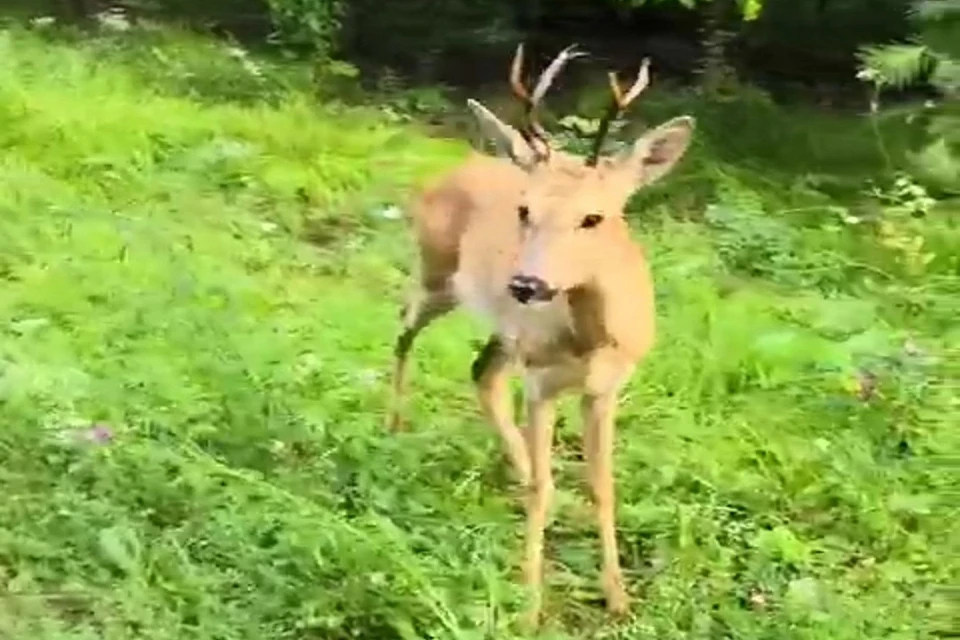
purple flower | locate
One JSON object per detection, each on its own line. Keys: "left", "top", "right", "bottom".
{"left": 856, "top": 370, "right": 878, "bottom": 402}
{"left": 76, "top": 423, "right": 114, "bottom": 445}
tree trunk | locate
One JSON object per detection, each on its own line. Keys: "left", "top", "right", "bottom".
{"left": 698, "top": 0, "right": 739, "bottom": 95}
{"left": 61, "top": 0, "right": 98, "bottom": 22}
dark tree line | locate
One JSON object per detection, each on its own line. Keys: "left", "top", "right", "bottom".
{"left": 45, "top": 0, "right": 916, "bottom": 89}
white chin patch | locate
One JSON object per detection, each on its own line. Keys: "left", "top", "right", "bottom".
{"left": 520, "top": 298, "right": 553, "bottom": 308}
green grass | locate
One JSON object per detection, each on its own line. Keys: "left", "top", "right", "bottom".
{"left": 0, "top": 24, "right": 957, "bottom": 640}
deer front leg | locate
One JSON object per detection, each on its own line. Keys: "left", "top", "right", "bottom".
{"left": 521, "top": 374, "right": 558, "bottom": 630}
{"left": 471, "top": 335, "right": 530, "bottom": 487}
{"left": 582, "top": 389, "right": 629, "bottom": 615}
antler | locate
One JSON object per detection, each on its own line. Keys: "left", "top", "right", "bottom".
{"left": 585, "top": 58, "right": 651, "bottom": 167}
{"left": 509, "top": 42, "right": 587, "bottom": 161}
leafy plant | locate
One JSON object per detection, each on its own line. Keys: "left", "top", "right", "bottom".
{"left": 864, "top": 174, "right": 939, "bottom": 277}
{"left": 857, "top": 0, "right": 960, "bottom": 193}
{"left": 266, "top": 0, "right": 345, "bottom": 58}
{"left": 613, "top": 0, "right": 764, "bottom": 21}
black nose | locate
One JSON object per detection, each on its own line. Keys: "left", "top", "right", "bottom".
{"left": 508, "top": 275, "right": 553, "bottom": 304}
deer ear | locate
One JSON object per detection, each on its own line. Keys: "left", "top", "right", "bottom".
{"left": 611, "top": 116, "right": 695, "bottom": 188}
{"left": 467, "top": 99, "right": 539, "bottom": 170}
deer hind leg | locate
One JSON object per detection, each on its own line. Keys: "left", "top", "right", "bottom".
{"left": 471, "top": 335, "right": 530, "bottom": 487}
{"left": 386, "top": 283, "right": 456, "bottom": 431}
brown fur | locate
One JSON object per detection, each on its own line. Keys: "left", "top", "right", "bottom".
{"left": 386, "top": 47, "right": 695, "bottom": 628}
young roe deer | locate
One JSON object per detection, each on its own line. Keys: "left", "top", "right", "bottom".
{"left": 387, "top": 43, "right": 695, "bottom": 625}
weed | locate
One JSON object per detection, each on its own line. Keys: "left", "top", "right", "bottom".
{"left": 0, "top": 24, "right": 956, "bottom": 640}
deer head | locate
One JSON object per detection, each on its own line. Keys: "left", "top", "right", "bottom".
{"left": 466, "top": 44, "right": 695, "bottom": 304}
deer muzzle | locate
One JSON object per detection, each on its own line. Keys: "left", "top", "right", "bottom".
{"left": 508, "top": 274, "right": 557, "bottom": 304}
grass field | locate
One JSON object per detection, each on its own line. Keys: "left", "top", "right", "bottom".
{"left": 0, "top": 23, "right": 957, "bottom": 640}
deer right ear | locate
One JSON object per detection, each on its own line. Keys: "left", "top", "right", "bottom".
{"left": 467, "top": 99, "right": 539, "bottom": 171}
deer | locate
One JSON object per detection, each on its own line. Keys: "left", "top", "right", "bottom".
{"left": 386, "top": 42, "right": 695, "bottom": 627}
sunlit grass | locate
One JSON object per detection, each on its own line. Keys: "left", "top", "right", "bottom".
{"left": 0, "top": 24, "right": 955, "bottom": 639}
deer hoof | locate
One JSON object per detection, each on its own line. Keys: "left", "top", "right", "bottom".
{"left": 603, "top": 572, "right": 630, "bottom": 616}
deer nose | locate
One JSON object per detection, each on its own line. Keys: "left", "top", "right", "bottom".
{"left": 508, "top": 275, "right": 554, "bottom": 304}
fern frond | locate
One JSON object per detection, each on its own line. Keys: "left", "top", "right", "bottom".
{"left": 931, "top": 57, "right": 960, "bottom": 93}
{"left": 927, "top": 113, "right": 960, "bottom": 141}
{"left": 857, "top": 43, "right": 933, "bottom": 89}
{"left": 908, "top": 137, "right": 960, "bottom": 189}
{"left": 911, "top": 0, "right": 960, "bottom": 22}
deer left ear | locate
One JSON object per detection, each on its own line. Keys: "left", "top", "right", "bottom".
{"left": 611, "top": 116, "right": 695, "bottom": 188}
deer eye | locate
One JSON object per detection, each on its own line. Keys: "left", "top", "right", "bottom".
{"left": 518, "top": 205, "right": 530, "bottom": 225}
{"left": 579, "top": 214, "right": 604, "bottom": 229}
